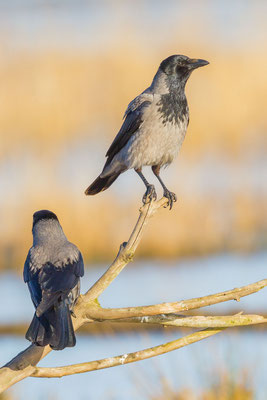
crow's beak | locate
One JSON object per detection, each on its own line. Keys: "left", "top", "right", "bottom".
{"left": 188, "top": 58, "right": 209, "bottom": 69}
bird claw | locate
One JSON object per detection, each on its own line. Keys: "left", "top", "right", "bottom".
{"left": 142, "top": 185, "right": 157, "bottom": 204}
{"left": 70, "top": 310, "right": 77, "bottom": 318}
{"left": 163, "top": 190, "right": 177, "bottom": 210}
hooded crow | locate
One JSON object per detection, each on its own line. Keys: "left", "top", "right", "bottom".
{"left": 24, "top": 210, "right": 84, "bottom": 350}
{"left": 85, "top": 55, "right": 209, "bottom": 209}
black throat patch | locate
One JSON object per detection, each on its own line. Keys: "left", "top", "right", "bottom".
{"left": 156, "top": 76, "right": 188, "bottom": 126}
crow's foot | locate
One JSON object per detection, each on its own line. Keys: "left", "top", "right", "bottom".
{"left": 163, "top": 190, "right": 177, "bottom": 210}
{"left": 142, "top": 184, "right": 157, "bottom": 204}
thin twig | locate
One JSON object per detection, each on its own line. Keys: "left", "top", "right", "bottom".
{"left": 31, "top": 328, "right": 225, "bottom": 378}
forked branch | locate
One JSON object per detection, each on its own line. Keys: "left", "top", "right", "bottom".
{"left": 0, "top": 198, "right": 168, "bottom": 392}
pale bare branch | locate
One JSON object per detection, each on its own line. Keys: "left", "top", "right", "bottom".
{"left": 104, "top": 313, "right": 267, "bottom": 328}
{"left": 82, "top": 279, "right": 267, "bottom": 320}
{"left": 31, "top": 328, "right": 224, "bottom": 378}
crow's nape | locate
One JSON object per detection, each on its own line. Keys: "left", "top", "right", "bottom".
{"left": 85, "top": 172, "right": 121, "bottom": 195}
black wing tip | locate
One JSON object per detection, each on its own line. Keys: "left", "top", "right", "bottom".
{"left": 84, "top": 176, "right": 103, "bottom": 195}
{"left": 84, "top": 186, "right": 97, "bottom": 195}
{"left": 85, "top": 173, "right": 121, "bottom": 196}
{"left": 84, "top": 186, "right": 103, "bottom": 195}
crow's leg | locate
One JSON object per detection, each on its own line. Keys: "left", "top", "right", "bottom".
{"left": 135, "top": 168, "right": 157, "bottom": 204}
{"left": 152, "top": 165, "right": 177, "bottom": 210}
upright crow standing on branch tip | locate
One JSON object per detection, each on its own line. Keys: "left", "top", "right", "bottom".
{"left": 85, "top": 55, "right": 209, "bottom": 209}
{"left": 24, "top": 210, "right": 84, "bottom": 350}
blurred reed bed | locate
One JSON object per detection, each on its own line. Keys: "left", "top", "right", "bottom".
{"left": 149, "top": 371, "right": 254, "bottom": 400}
{"left": 1, "top": 189, "right": 266, "bottom": 271}
{"left": 133, "top": 349, "right": 254, "bottom": 400}
{"left": 0, "top": 45, "right": 266, "bottom": 158}
{"left": 0, "top": 38, "right": 267, "bottom": 271}
{"left": 0, "top": 393, "right": 14, "bottom": 400}
{"left": 0, "top": 366, "right": 255, "bottom": 400}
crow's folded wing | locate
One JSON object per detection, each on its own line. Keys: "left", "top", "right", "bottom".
{"left": 24, "top": 251, "right": 84, "bottom": 316}
{"left": 39, "top": 252, "right": 84, "bottom": 293}
{"left": 24, "top": 251, "right": 42, "bottom": 308}
{"left": 105, "top": 92, "right": 153, "bottom": 164}
{"left": 36, "top": 253, "right": 84, "bottom": 317}
{"left": 23, "top": 251, "right": 32, "bottom": 283}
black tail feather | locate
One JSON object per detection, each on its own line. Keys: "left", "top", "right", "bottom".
{"left": 85, "top": 172, "right": 121, "bottom": 195}
{"left": 26, "top": 313, "right": 51, "bottom": 347}
{"left": 26, "top": 300, "right": 75, "bottom": 351}
{"left": 50, "top": 301, "right": 76, "bottom": 350}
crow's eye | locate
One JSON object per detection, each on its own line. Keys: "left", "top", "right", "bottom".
{"left": 176, "top": 65, "right": 187, "bottom": 75}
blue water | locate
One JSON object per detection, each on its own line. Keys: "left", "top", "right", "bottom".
{"left": 1, "top": 253, "right": 267, "bottom": 399}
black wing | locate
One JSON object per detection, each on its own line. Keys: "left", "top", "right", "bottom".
{"left": 105, "top": 99, "right": 151, "bottom": 165}
{"left": 24, "top": 252, "right": 42, "bottom": 309}
{"left": 23, "top": 251, "right": 32, "bottom": 283}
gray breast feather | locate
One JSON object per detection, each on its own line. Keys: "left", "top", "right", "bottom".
{"left": 101, "top": 86, "right": 189, "bottom": 174}
{"left": 115, "top": 102, "right": 189, "bottom": 170}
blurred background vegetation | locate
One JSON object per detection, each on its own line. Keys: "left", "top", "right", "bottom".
{"left": 0, "top": 0, "right": 266, "bottom": 271}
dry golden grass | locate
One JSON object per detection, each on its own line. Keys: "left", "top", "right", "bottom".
{"left": 1, "top": 190, "right": 266, "bottom": 271}
{"left": 0, "top": 45, "right": 266, "bottom": 158}
{"left": 150, "top": 370, "right": 253, "bottom": 400}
